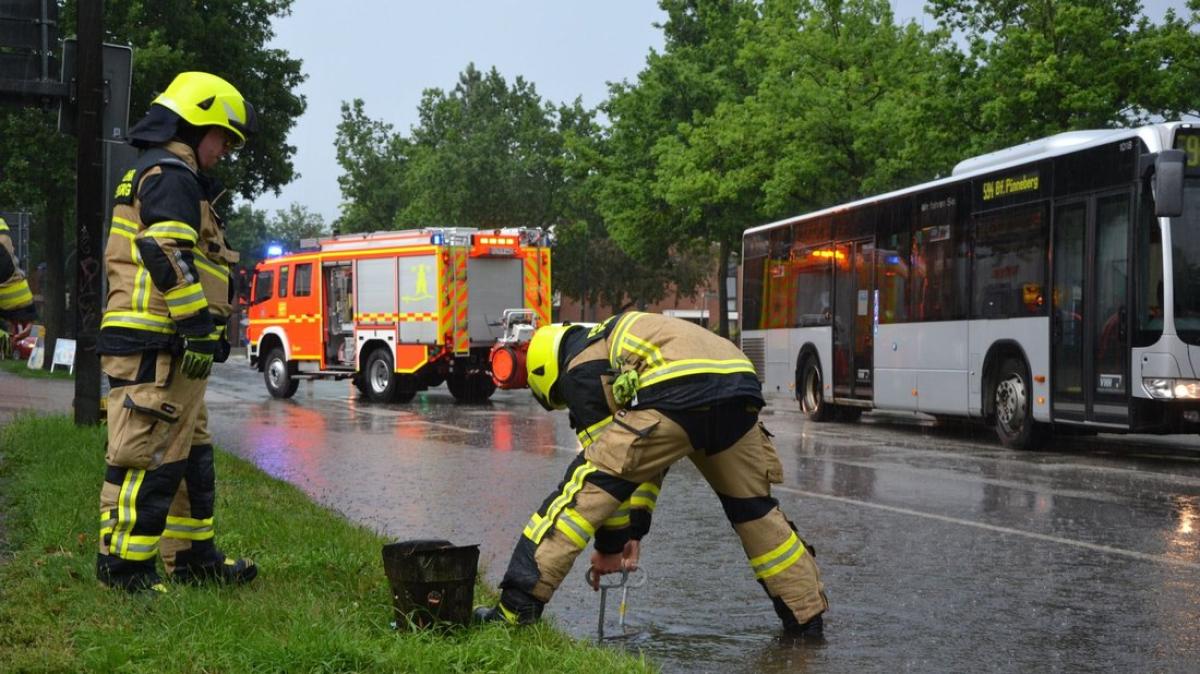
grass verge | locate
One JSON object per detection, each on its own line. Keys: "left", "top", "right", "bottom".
{"left": 0, "top": 415, "right": 653, "bottom": 673}
{"left": 0, "top": 358, "right": 73, "bottom": 380}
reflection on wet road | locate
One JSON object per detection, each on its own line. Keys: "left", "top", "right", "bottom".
{"left": 207, "top": 366, "right": 1200, "bottom": 672}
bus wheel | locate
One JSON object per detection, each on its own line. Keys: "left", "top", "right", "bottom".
{"left": 835, "top": 406, "right": 863, "bottom": 422}
{"left": 993, "top": 357, "right": 1044, "bottom": 450}
{"left": 264, "top": 347, "right": 299, "bottom": 399}
{"left": 798, "top": 357, "right": 833, "bottom": 422}
{"left": 365, "top": 348, "right": 400, "bottom": 403}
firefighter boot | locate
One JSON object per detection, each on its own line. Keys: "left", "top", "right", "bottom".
{"left": 474, "top": 588, "right": 544, "bottom": 626}
{"left": 96, "top": 554, "right": 168, "bottom": 594}
{"left": 782, "top": 612, "right": 825, "bottom": 640}
{"left": 168, "top": 541, "right": 257, "bottom": 585}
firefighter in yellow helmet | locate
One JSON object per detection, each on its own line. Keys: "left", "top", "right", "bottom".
{"left": 96, "top": 72, "right": 256, "bottom": 592}
{"left": 0, "top": 215, "right": 36, "bottom": 357}
{"left": 476, "top": 313, "right": 828, "bottom": 636}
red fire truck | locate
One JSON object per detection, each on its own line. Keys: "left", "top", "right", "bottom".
{"left": 246, "top": 227, "right": 551, "bottom": 403}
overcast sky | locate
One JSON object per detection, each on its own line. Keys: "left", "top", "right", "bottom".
{"left": 249, "top": 0, "right": 1190, "bottom": 225}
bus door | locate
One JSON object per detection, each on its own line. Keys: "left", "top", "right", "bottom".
{"left": 832, "top": 239, "right": 875, "bottom": 400}
{"left": 1052, "top": 191, "right": 1132, "bottom": 424}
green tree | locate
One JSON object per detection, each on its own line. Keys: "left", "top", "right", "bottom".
{"left": 400, "top": 64, "right": 565, "bottom": 229}
{"left": 84, "top": 0, "right": 308, "bottom": 198}
{"left": 1, "top": 1, "right": 306, "bottom": 364}
{"left": 657, "top": 0, "right": 962, "bottom": 219}
{"left": 928, "top": 0, "right": 1197, "bottom": 153}
{"left": 334, "top": 99, "right": 411, "bottom": 233}
{"left": 269, "top": 203, "right": 327, "bottom": 249}
{"left": 598, "top": 0, "right": 760, "bottom": 337}
{"left": 223, "top": 203, "right": 271, "bottom": 273}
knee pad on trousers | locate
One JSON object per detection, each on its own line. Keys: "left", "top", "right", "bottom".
{"left": 717, "top": 493, "right": 779, "bottom": 525}
{"left": 185, "top": 443, "right": 216, "bottom": 517}
{"left": 500, "top": 536, "right": 541, "bottom": 595}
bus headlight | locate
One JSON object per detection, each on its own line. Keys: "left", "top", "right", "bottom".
{"left": 1143, "top": 378, "right": 1200, "bottom": 399}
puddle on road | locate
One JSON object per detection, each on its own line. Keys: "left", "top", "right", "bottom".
{"left": 206, "top": 381, "right": 1200, "bottom": 672}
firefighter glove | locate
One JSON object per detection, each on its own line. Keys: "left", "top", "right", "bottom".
{"left": 181, "top": 334, "right": 217, "bottom": 379}
{"left": 612, "top": 369, "right": 639, "bottom": 407}
{"left": 213, "top": 325, "right": 231, "bottom": 364}
{"left": 0, "top": 328, "right": 9, "bottom": 359}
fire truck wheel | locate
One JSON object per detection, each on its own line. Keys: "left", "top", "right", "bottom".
{"left": 364, "top": 348, "right": 402, "bottom": 403}
{"left": 448, "top": 371, "right": 496, "bottom": 403}
{"left": 264, "top": 347, "right": 299, "bottom": 399}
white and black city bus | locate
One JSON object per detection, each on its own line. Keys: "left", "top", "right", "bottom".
{"left": 740, "top": 123, "right": 1200, "bottom": 449}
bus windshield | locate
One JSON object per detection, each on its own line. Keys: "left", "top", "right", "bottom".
{"left": 1172, "top": 180, "right": 1200, "bottom": 344}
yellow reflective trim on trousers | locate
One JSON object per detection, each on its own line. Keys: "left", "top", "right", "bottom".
{"left": 143, "top": 221, "right": 198, "bottom": 243}
{"left": 100, "top": 510, "right": 116, "bottom": 539}
{"left": 165, "top": 282, "right": 208, "bottom": 316}
{"left": 121, "top": 534, "right": 161, "bottom": 561}
{"left": 607, "top": 312, "right": 645, "bottom": 368}
{"left": 638, "top": 358, "right": 757, "bottom": 389}
{"left": 0, "top": 280, "right": 33, "bottom": 309}
{"left": 498, "top": 602, "right": 521, "bottom": 625}
{"left": 631, "top": 482, "right": 660, "bottom": 511}
{"left": 193, "top": 251, "right": 230, "bottom": 280}
{"left": 113, "top": 469, "right": 146, "bottom": 560}
{"left": 163, "top": 515, "right": 215, "bottom": 540}
{"left": 102, "top": 311, "right": 176, "bottom": 334}
{"left": 750, "top": 532, "right": 805, "bottom": 580}
{"left": 111, "top": 216, "right": 139, "bottom": 238}
{"left": 555, "top": 508, "right": 595, "bottom": 549}
{"left": 524, "top": 462, "right": 598, "bottom": 544}
{"left": 577, "top": 415, "right": 613, "bottom": 449}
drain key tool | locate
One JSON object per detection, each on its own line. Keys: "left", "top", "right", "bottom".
{"left": 585, "top": 566, "right": 648, "bottom": 640}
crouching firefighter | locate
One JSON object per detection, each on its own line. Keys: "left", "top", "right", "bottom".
{"left": 96, "top": 72, "right": 257, "bottom": 593}
{"left": 0, "top": 215, "right": 36, "bottom": 356}
{"left": 476, "top": 312, "right": 828, "bottom": 636}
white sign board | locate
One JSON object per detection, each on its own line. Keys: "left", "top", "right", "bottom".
{"left": 51, "top": 338, "right": 76, "bottom": 374}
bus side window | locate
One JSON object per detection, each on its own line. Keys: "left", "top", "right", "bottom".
{"left": 877, "top": 197, "right": 910, "bottom": 323}
{"left": 972, "top": 204, "right": 1048, "bottom": 319}
{"left": 254, "top": 270, "right": 274, "bottom": 304}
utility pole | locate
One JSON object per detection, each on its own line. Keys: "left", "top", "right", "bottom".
{"left": 73, "top": 0, "right": 103, "bottom": 425}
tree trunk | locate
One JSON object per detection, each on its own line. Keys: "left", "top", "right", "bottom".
{"left": 717, "top": 239, "right": 730, "bottom": 339}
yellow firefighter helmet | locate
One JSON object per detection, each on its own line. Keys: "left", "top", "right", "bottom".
{"left": 526, "top": 324, "right": 578, "bottom": 411}
{"left": 152, "top": 72, "right": 257, "bottom": 147}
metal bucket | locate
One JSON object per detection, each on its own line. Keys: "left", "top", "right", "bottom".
{"left": 381, "top": 539, "right": 479, "bottom": 629}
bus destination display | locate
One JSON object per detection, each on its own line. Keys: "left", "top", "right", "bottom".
{"left": 1174, "top": 128, "right": 1200, "bottom": 174}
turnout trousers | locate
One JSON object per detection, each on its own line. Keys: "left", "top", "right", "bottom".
{"left": 97, "top": 350, "right": 221, "bottom": 577}
{"left": 499, "top": 406, "right": 828, "bottom": 627}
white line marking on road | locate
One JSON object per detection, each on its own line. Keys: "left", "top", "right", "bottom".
{"left": 775, "top": 485, "right": 1200, "bottom": 571}
{"left": 393, "top": 420, "right": 480, "bottom": 434}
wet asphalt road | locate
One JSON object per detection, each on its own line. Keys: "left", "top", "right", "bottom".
{"left": 204, "top": 364, "right": 1200, "bottom": 673}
